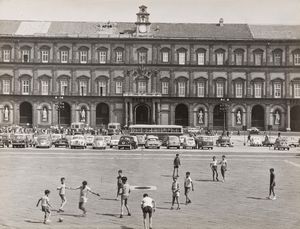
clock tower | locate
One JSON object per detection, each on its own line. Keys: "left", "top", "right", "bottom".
{"left": 135, "top": 5, "right": 151, "bottom": 36}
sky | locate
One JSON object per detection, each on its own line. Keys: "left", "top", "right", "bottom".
{"left": 0, "top": 0, "right": 299, "bottom": 24}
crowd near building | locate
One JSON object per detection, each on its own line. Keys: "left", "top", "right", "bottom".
{"left": 0, "top": 5, "right": 300, "bottom": 131}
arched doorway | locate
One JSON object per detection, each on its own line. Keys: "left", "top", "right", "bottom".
{"left": 251, "top": 105, "right": 264, "bottom": 130}
{"left": 135, "top": 104, "right": 150, "bottom": 124}
{"left": 20, "top": 102, "right": 32, "bottom": 126}
{"left": 213, "top": 104, "right": 225, "bottom": 130}
{"left": 96, "top": 103, "right": 109, "bottom": 126}
{"left": 291, "top": 106, "right": 300, "bottom": 131}
{"left": 59, "top": 102, "right": 71, "bottom": 126}
{"left": 175, "top": 104, "right": 188, "bottom": 126}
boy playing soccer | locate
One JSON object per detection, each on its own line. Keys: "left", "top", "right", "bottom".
{"left": 57, "top": 177, "right": 70, "bottom": 212}
{"left": 71, "top": 181, "right": 100, "bottom": 216}
{"left": 173, "top": 154, "right": 181, "bottom": 177}
{"left": 141, "top": 193, "right": 156, "bottom": 229}
{"left": 36, "top": 190, "right": 53, "bottom": 224}
{"left": 120, "top": 176, "right": 131, "bottom": 218}
{"left": 116, "top": 170, "right": 123, "bottom": 200}
{"left": 210, "top": 156, "right": 219, "bottom": 181}
{"left": 219, "top": 155, "right": 228, "bottom": 182}
{"left": 184, "top": 172, "right": 194, "bottom": 205}
{"left": 171, "top": 176, "right": 180, "bottom": 210}
{"left": 268, "top": 168, "right": 276, "bottom": 200}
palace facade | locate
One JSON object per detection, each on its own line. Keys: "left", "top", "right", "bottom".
{"left": 1, "top": 6, "right": 300, "bottom": 131}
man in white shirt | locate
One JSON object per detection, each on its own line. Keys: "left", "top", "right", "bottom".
{"left": 184, "top": 172, "right": 194, "bottom": 204}
{"left": 120, "top": 177, "right": 131, "bottom": 218}
{"left": 141, "top": 193, "right": 156, "bottom": 229}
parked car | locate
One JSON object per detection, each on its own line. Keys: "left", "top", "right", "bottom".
{"left": 274, "top": 138, "right": 290, "bottom": 150}
{"left": 70, "top": 135, "right": 87, "bottom": 149}
{"left": 11, "top": 134, "right": 29, "bottom": 148}
{"left": 136, "top": 134, "right": 146, "bottom": 147}
{"left": 216, "top": 135, "right": 233, "bottom": 147}
{"left": 51, "top": 134, "right": 62, "bottom": 144}
{"left": 250, "top": 137, "right": 263, "bottom": 146}
{"left": 287, "top": 137, "right": 300, "bottom": 148}
{"left": 104, "top": 136, "right": 112, "bottom": 147}
{"left": 92, "top": 136, "right": 106, "bottom": 149}
{"left": 195, "top": 136, "right": 214, "bottom": 150}
{"left": 145, "top": 135, "right": 161, "bottom": 149}
{"left": 35, "top": 135, "right": 52, "bottom": 148}
{"left": 0, "top": 136, "right": 5, "bottom": 148}
{"left": 167, "top": 136, "right": 181, "bottom": 149}
{"left": 0, "top": 134, "right": 10, "bottom": 147}
{"left": 262, "top": 136, "right": 276, "bottom": 147}
{"left": 54, "top": 138, "right": 69, "bottom": 148}
{"left": 118, "top": 135, "right": 137, "bottom": 150}
{"left": 85, "top": 135, "right": 95, "bottom": 146}
{"left": 182, "top": 136, "right": 196, "bottom": 149}
{"left": 247, "top": 127, "right": 260, "bottom": 134}
{"left": 110, "top": 135, "right": 122, "bottom": 148}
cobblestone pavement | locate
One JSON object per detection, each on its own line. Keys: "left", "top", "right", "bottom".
{"left": 0, "top": 146, "right": 299, "bottom": 229}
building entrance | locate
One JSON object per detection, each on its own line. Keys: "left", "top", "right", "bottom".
{"left": 135, "top": 104, "right": 150, "bottom": 124}
{"left": 19, "top": 102, "right": 32, "bottom": 126}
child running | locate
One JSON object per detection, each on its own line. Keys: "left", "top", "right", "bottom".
{"left": 141, "top": 193, "right": 156, "bottom": 229}
{"left": 219, "top": 155, "right": 228, "bottom": 182}
{"left": 173, "top": 154, "right": 181, "bottom": 177}
{"left": 171, "top": 176, "right": 180, "bottom": 210}
{"left": 268, "top": 168, "right": 276, "bottom": 200}
{"left": 120, "top": 176, "right": 131, "bottom": 218}
{"left": 116, "top": 170, "right": 123, "bottom": 200}
{"left": 71, "top": 181, "right": 100, "bottom": 216}
{"left": 184, "top": 172, "right": 194, "bottom": 205}
{"left": 36, "top": 190, "right": 53, "bottom": 224}
{"left": 57, "top": 177, "right": 70, "bottom": 212}
{"left": 210, "top": 156, "right": 219, "bottom": 181}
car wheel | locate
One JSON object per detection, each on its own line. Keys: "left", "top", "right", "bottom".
{"left": 167, "top": 146, "right": 169, "bottom": 149}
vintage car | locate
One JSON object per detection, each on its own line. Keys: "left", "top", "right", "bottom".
{"left": 70, "top": 135, "right": 87, "bottom": 149}
{"left": 104, "top": 136, "right": 112, "bottom": 147}
{"left": 35, "top": 135, "right": 52, "bottom": 148}
{"left": 145, "top": 135, "right": 161, "bottom": 149}
{"left": 274, "top": 138, "right": 290, "bottom": 150}
{"left": 0, "top": 136, "right": 4, "bottom": 148}
{"left": 136, "top": 135, "right": 146, "bottom": 147}
{"left": 92, "top": 136, "right": 106, "bottom": 149}
{"left": 287, "top": 137, "right": 300, "bottom": 148}
{"left": 0, "top": 134, "right": 10, "bottom": 147}
{"left": 182, "top": 136, "right": 196, "bottom": 149}
{"left": 195, "top": 136, "right": 214, "bottom": 150}
{"left": 11, "top": 134, "right": 29, "bottom": 148}
{"left": 247, "top": 127, "right": 260, "bottom": 135}
{"left": 85, "top": 135, "right": 95, "bottom": 146}
{"left": 118, "top": 135, "right": 137, "bottom": 150}
{"left": 167, "top": 136, "right": 181, "bottom": 149}
{"left": 216, "top": 135, "right": 233, "bottom": 147}
{"left": 51, "top": 134, "right": 62, "bottom": 144}
{"left": 110, "top": 135, "right": 122, "bottom": 148}
{"left": 250, "top": 137, "right": 263, "bottom": 146}
{"left": 262, "top": 136, "right": 276, "bottom": 147}
{"left": 53, "top": 138, "right": 69, "bottom": 148}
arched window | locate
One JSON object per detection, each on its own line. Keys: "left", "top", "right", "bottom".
{"left": 20, "top": 75, "right": 32, "bottom": 95}
{"left": 215, "top": 48, "right": 226, "bottom": 65}
{"left": 114, "top": 47, "right": 124, "bottom": 63}
{"left": 79, "top": 46, "right": 89, "bottom": 64}
{"left": 273, "top": 49, "right": 283, "bottom": 66}
{"left": 160, "top": 47, "right": 170, "bottom": 63}
{"left": 215, "top": 78, "right": 226, "bottom": 97}
{"left": 78, "top": 76, "right": 89, "bottom": 96}
{"left": 292, "top": 49, "right": 300, "bottom": 66}
{"left": 2, "top": 45, "right": 12, "bottom": 62}
{"left": 253, "top": 49, "right": 264, "bottom": 66}
{"left": 177, "top": 48, "right": 187, "bottom": 65}
{"left": 40, "top": 45, "right": 51, "bottom": 63}
{"left": 98, "top": 47, "right": 108, "bottom": 64}
{"left": 196, "top": 48, "right": 206, "bottom": 65}
{"left": 59, "top": 46, "right": 70, "bottom": 63}
{"left": 20, "top": 45, "right": 31, "bottom": 63}
{"left": 176, "top": 77, "right": 188, "bottom": 97}
{"left": 234, "top": 49, "right": 245, "bottom": 65}
{"left": 137, "top": 47, "right": 148, "bottom": 64}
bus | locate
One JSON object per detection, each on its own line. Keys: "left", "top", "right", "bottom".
{"left": 129, "top": 124, "right": 183, "bottom": 138}
{"left": 70, "top": 122, "right": 89, "bottom": 133}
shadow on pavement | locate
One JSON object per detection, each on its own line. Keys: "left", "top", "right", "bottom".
{"left": 101, "top": 198, "right": 118, "bottom": 201}
{"left": 246, "top": 197, "right": 268, "bottom": 200}
{"left": 24, "top": 219, "right": 43, "bottom": 224}
{"left": 59, "top": 213, "right": 84, "bottom": 217}
{"left": 120, "top": 226, "right": 135, "bottom": 229}
{"left": 195, "top": 179, "right": 215, "bottom": 182}
{"left": 156, "top": 206, "right": 170, "bottom": 210}
{"left": 163, "top": 201, "right": 186, "bottom": 205}
{"left": 97, "top": 213, "right": 120, "bottom": 218}
{"left": 161, "top": 175, "right": 173, "bottom": 177}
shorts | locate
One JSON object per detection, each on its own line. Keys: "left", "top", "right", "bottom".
{"left": 184, "top": 187, "right": 191, "bottom": 195}
{"left": 79, "top": 202, "right": 86, "bottom": 209}
{"left": 121, "top": 195, "right": 129, "bottom": 204}
{"left": 174, "top": 166, "right": 179, "bottom": 169}
{"left": 142, "top": 206, "right": 153, "bottom": 218}
{"left": 172, "top": 191, "right": 180, "bottom": 197}
{"left": 42, "top": 206, "right": 50, "bottom": 213}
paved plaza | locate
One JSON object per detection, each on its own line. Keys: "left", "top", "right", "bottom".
{"left": 0, "top": 146, "right": 299, "bottom": 229}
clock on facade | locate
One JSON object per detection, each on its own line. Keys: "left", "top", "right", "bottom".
{"left": 139, "top": 25, "right": 147, "bottom": 33}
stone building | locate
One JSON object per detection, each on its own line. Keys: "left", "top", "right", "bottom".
{"left": 0, "top": 5, "right": 300, "bottom": 131}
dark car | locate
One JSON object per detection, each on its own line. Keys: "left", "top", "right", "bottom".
{"left": 274, "top": 138, "right": 290, "bottom": 150}
{"left": 0, "top": 134, "right": 10, "bottom": 147}
{"left": 11, "top": 134, "right": 28, "bottom": 148}
{"left": 195, "top": 136, "right": 214, "bottom": 150}
{"left": 54, "top": 138, "right": 69, "bottom": 148}
{"left": 216, "top": 135, "right": 233, "bottom": 147}
{"left": 247, "top": 127, "right": 260, "bottom": 135}
{"left": 118, "top": 135, "right": 137, "bottom": 150}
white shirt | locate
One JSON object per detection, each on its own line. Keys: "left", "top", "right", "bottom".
{"left": 79, "top": 186, "right": 91, "bottom": 203}
{"left": 211, "top": 159, "right": 218, "bottom": 166}
{"left": 58, "top": 183, "right": 66, "bottom": 195}
{"left": 41, "top": 195, "right": 49, "bottom": 207}
{"left": 184, "top": 177, "right": 193, "bottom": 188}
{"left": 220, "top": 159, "right": 227, "bottom": 167}
{"left": 141, "top": 196, "right": 154, "bottom": 208}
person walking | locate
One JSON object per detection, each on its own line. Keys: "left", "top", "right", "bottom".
{"left": 141, "top": 193, "right": 156, "bottom": 229}
{"left": 173, "top": 154, "right": 181, "bottom": 177}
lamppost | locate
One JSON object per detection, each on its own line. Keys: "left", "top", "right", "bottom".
{"left": 55, "top": 96, "right": 64, "bottom": 131}
{"left": 220, "top": 98, "right": 230, "bottom": 133}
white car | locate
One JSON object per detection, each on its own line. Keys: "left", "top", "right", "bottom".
{"left": 70, "top": 135, "right": 87, "bottom": 149}
{"left": 85, "top": 135, "right": 94, "bottom": 146}
{"left": 92, "top": 136, "right": 106, "bottom": 149}
{"left": 145, "top": 135, "right": 161, "bottom": 149}
{"left": 250, "top": 137, "right": 263, "bottom": 146}
{"left": 110, "top": 135, "right": 122, "bottom": 148}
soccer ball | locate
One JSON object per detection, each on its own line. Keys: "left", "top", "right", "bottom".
{"left": 58, "top": 217, "right": 63, "bottom": 222}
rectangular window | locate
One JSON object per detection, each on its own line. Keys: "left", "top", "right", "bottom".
{"left": 41, "top": 50, "right": 49, "bottom": 63}
{"left": 138, "top": 52, "right": 147, "bottom": 64}
{"left": 254, "top": 53, "right": 262, "bottom": 66}
{"left": 115, "top": 81, "right": 122, "bottom": 94}
{"left": 178, "top": 82, "right": 185, "bottom": 97}
{"left": 216, "top": 82, "right": 224, "bottom": 97}
{"left": 162, "top": 52, "right": 169, "bottom": 63}
{"left": 235, "top": 53, "right": 243, "bottom": 65}
{"left": 197, "top": 52, "right": 205, "bottom": 65}
{"left": 3, "top": 50, "right": 11, "bottom": 62}
{"left": 61, "top": 51, "right": 68, "bottom": 63}
{"left": 294, "top": 83, "right": 300, "bottom": 98}
{"left": 3, "top": 80, "right": 10, "bottom": 94}
{"left": 98, "top": 81, "right": 106, "bottom": 96}
{"left": 80, "top": 50, "right": 88, "bottom": 64}
{"left": 254, "top": 83, "right": 262, "bottom": 98}
{"left": 116, "top": 51, "right": 123, "bottom": 63}
{"left": 274, "top": 83, "right": 281, "bottom": 98}
{"left": 294, "top": 54, "right": 300, "bottom": 66}
{"left": 22, "top": 80, "right": 30, "bottom": 95}
{"left": 216, "top": 53, "right": 224, "bottom": 65}
{"left": 41, "top": 80, "right": 49, "bottom": 95}
{"left": 178, "top": 52, "right": 186, "bottom": 65}
{"left": 274, "top": 53, "right": 282, "bottom": 66}
{"left": 138, "top": 81, "right": 147, "bottom": 93}
{"left": 235, "top": 82, "right": 243, "bottom": 98}
{"left": 22, "top": 50, "right": 30, "bottom": 63}
{"left": 60, "top": 80, "right": 68, "bottom": 96}
{"left": 99, "top": 51, "right": 107, "bottom": 64}
{"left": 162, "top": 81, "right": 169, "bottom": 94}
{"left": 79, "top": 81, "right": 87, "bottom": 96}
{"left": 197, "top": 82, "right": 205, "bottom": 97}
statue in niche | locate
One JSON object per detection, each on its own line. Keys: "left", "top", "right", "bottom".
{"left": 198, "top": 109, "right": 204, "bottom": 124}
{"left": 4, "top": 106, "right": 9, "bottom": 121}
{"left": 42, "top": 107, "right": 48, "bottom": 121}
{"left": 80, "top": 108, "right": 86, "bottom": 122}
{"left": 236, "top": 110, "right": 242, "bottom": 124}
{"left": 274, "top": 111, "right": 280, "bottom": 125}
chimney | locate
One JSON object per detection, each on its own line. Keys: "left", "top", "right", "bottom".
{"left": 219, "top": 18, "right": 224, "bottom": 26}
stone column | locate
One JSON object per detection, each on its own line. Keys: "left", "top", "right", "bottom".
{"left": 52, "top": 102, "right": 57, "bottom": 126}
{"left": 71, "top": 103, "right": 76, "bottom": 124}
{"left": 152, "top": 101, "right": 156, "bottom": 124}
{"left": 170, "top": 103, "right": 175, "bottom": 125}
{"left": 14, "top": 103, "right": 20, "bottom": 125}
{"left": 208, "top": 71, "right": 213, "bottom": 97}
{"left": 246, "top": 104, "right": 251, "bottom": 129}
{"left": 285, "top": 45, "right": 290, "bottom": 66}
{"left": 208, "top": 103, "right": 214, "bottom": 130}
{"left": 129, "top": 102, "right": 133, "bottom": 124}
{"left": 53, "top": 43, "right": 57, "bottom": 63}
{"left": 157, "top": 102, "right": 161, "bottom": 124}
{"left": 109, "top": 103, "right": 114, "bottom": 123}
{"left": 286, "top": 102, "right": 291, "bottom": 131}
{"left": 209, "top": 45, "right": 214, "bottom": 65}
{"left": 14, "top": 41, "right": 20, "bottom": 62}
{"left": 246, "top": 71, "right": 251, "bottom": 97}
{"left": 265, "top": 104, "right": 270, "bottom": 131}
{"left": 90, "top": 103, "right": 96, "bottom": 128}
{"left": 189, "top": 103, "right": 194, "bottom": 126}
{"left": 33, "top": 42, "right": 38, "bottom": 63}
{"left": 32, "top": 103, "right": 38, "bottom": 127}
{"left": 170, "top": 71, "right": 175, "bottom": 97}
{"left": 227, "top": 72, "right": 232, "bottom": 97}
{"left": 285, "top": 72, "right": 290, "bottom": 98}
{"left": 246, "top": 45, "right": 251, "bottom": 65}
{"left": 189, "top": 71, "right": 193, "bottom": 97}
{"left": 266, "top": 71, "right": 270, "bottom": 98}
{"left": 228, "top": 45, "right": 232, "bottom": 65}
{"left": 125, "top": 101, "right": 128, "bottom": 126}
{"left": 227, "top": 104, "right": 232, "bottom": 130}
{"left": 72, "top": 43, "right": 78, "bottom": 64}
{"left": 266, "top": 44, "right": 271, "bottom": 66}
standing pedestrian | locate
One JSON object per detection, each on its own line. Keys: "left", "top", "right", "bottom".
{"left": 184, "top": 172, "right": 194, "bottom": 204}
{"left": 57, "top": 177, "right": 70, "bottom": 212}
{"left": 141, "top": 193, "right": 156, "bottom": 229}
{"left": 171, "top": 176, "right": 180, "bottom": 210}
{"left": 268, "top": 168, "right": 276, "bottom": 200}
{"left": 116, "top": 170, "right": 123, "bottom": 200}
{"left": 36, "top": 190, "right": 53, "bottom": 224}
{"left": 173, "top": 154, "right": 181, "bottom": 177}
{"left": 210, "top": 156, "right": 219, "bottom": 181}
{"left": 219, "top": 155, "right": 228, "bottom": 182}
{"left": 120, "top": 177, "right": 131, "bottom": 218}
